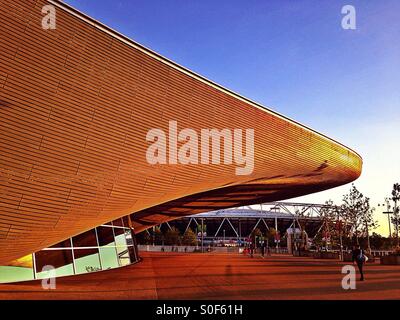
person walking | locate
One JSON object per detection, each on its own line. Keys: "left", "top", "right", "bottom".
{"left": 352, "top": 245, "right": 367, "bottom": 281}
{"left": 250, "top": 242, "right": 255, "bottom": 258}
{"left": 261, "top": 241, "right": 265, "bottom": 258}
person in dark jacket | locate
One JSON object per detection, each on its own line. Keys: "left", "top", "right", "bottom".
{"left": 261, "top": 241, "right": 265, "bottom": 258}
{"left": 352, "top": 245, "right": 366, "bottom": 281}
{"left": 250, "top": 242, "right": 255, "bottom": 258}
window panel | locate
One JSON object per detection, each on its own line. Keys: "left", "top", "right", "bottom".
{"left": 0, "top": 266, "right": 35, "bottom": 283}
{"left": 96, "top": 226, "right": 115, "bottom": 247}
{"left": 117, "top": 249, "right": 130, "bottom": 267}
{"left": 97, "top": 226, "right": 119, "bottom": 269}
{"left": 73, "top": 248, "right": 99, "bottom": 259}
{"left": 113, "top": 227, "right": 124, "bottom": 236}
{"left": 99, "top": 247, "right": 119, "bottom": 270}
{"left": 74, "top": 250, "right": 102, "bottom": 274}
{"left": 115, "top": 229, "right": 130, "bottom": 266}
{"left": 2, "top": 224, "right": 140, "bottom": 283}
{"left": 124, "top": 229, "right": 134, "bottom": 246}
{"left": 72, "top": 229, "right": 98, "bottom": 247}
{"left": 34, "top": 249, "right": 74, "bottom": 279}
{"left": 35, "top": 249, "right": 73, "bottom": 271}
{"left": 127, "top": 245, "right": 138, "bottom": 263}
{"left": 112, "top": 218, "right": 123, "bottom": 227}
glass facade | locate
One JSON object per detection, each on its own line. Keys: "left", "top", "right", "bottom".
{"left": 114, "top": 227, "right": 131, "bottom": 266}
{"left": 0, "top": 222, "right": 140, "bottom": 283}
{"left": 35, "top": 249, "right": 74, "bottom": 279}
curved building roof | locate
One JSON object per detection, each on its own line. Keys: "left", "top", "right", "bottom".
{"left": 0, "top": 0, "right": 361, "bottom": 264}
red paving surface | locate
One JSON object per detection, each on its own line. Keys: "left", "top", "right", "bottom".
{"left": 1, "top": 252, "right": 400, "bottom": 300}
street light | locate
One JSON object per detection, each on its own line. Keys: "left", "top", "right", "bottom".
{"left": 378, "top": 198, "right": 393, "bottom": 239}
{"left": 269, "top": 205, "right": 280, "bottom": 250}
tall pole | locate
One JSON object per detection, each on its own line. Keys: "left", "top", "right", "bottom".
{"left": 387, "top": 212, "right": 392, "bottom": 238}
{"left": 365, "top": 220, "right": 371, "bottom": 254}
{"left": 293, "top": 218, "right": 296, "bottom": 255}
{"left": 362, "top": 202, "right": 371, "bottom": 254}
{"left": 337, "top": 206, "right": 343, "bottom": 261}
{"left": 201, "top": 218, "right": 204, "bottom": 253}
{"left": 381, "top": 197, "right": 393, "bottom": 245}
{"left": 339, "top": 227, "right": 344, "bottom": 261}
{"left": 383, "top": 210, "right": 393, "bottom": 240}
{"left": 395, "top": 199, "right": 399, "bottom": 247}
{"left": 239, "top": 220, "right": 242, "bottom": 245}
{"left": 275, "top": 214, "right": 278, "bottom": 249}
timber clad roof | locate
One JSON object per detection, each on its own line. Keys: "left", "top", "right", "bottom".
{"left": 0, "top": 0, "right": 361, "bottom": 264}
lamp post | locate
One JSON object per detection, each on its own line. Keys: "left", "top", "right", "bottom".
{"left": 335, "top": 205, "right": 344, "bottom": 261}
{"left": 378, "top": 198, "right": 393, "bottom": 240}
{"left": 239, "top": 220, "right": 242, "bottom": 245}
{"left": 201, "top": 218, "right": 204, "bottom": 253}
{"left": 270, "top": 205, "right": 280, "bottom": 250}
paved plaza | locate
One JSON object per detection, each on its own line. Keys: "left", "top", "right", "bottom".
{"left": 1, "top": 252, "right": 400, "bottom": 300}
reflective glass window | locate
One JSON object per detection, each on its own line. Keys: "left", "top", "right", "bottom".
{"left": 0, "top": 266, "right": 35, "bottom": 283}
{"left": 113, "top": 226, "right": 124, "bottom": 237}
{"left": 0, "top": 254, "right": 35, "bottom": 283}
{"left": 127, "top": 245, "right": 138, "bottom": 263}
{"left": 114, "top": 228, "right": 130, "bottom": 266}
{"left": 97, "top": 226, "right": 115, "bottom": 246}
{"left": 72, "top": 229, "right": 98, "bottom": 247}
{"left": 73, "top": 248, "right": 101, "bottom": 274}
{"left": 112, "top": 218, "right": 123, "bottom": 227}
{"left": 97, "top": 227, "right": 119, "bottom": 270}
{"left": 99, "top": 246, "right": 119, "bottom": 270}
{"left": 124, "top": 229, "right": 134, "bottom": 246}
{"left": 34, "top": 249, "right": 74, "bottom": 279}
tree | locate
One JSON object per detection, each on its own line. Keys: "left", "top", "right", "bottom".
{"left": 137, "top": 230, "right": 151, "bottom": 245}
{"left": 153, "top": 226, "right": 164, "bottom": 245}
{"left": 182, "top": 228, "right": 197, "bottom": 246}
{"left": 250, "top": 228, "right": 262, "bottom": 246}
{"left": 341, "top": 184, "right": 378, "bottom": 250}
{"left": 251, "top": 228, "right": 262, "bottom": 239}
{"left": 391, "top": 183, "right": 400, "bottom": 246}
{"left": 317, "top": 200, "right": 340, "bottom": 250}
{"left": 295, "top": 206, "right": 313, "bottom": 231}
{"left": 266, "top": 228, "right": 277, "bottom": 242}
{"left": 369, "top": 232, "right": 385, "bottom": 250}
{"left": 196, "top": 223, "right": 207, "bottom": 236}
{"left": 164, "top": 227, "right": 181, "bottom": 245}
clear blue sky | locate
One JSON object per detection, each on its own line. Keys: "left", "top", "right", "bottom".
{"left": 64, "top": 0, "right": 400, "bottom": 235}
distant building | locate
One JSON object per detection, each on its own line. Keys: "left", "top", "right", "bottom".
{"left": 137, "top": 203, "right": 324, "bottom": 248}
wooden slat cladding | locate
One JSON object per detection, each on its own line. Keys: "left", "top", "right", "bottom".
{"left": 0, "top": 0, "right": 361, "bottom": 264}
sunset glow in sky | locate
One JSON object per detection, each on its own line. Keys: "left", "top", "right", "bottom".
{"left": 65, "top": 0, "right": 400, "bottom": 235}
